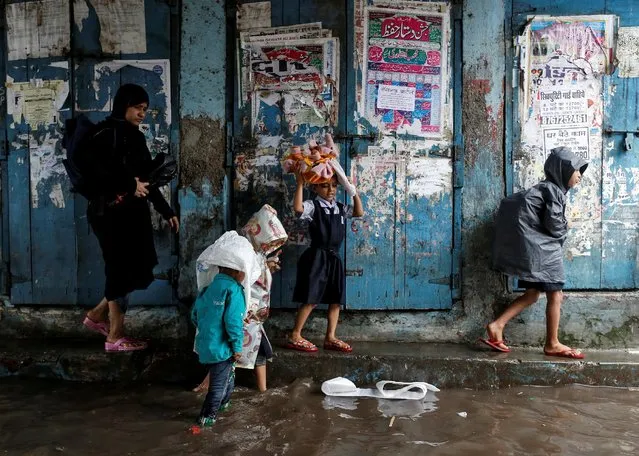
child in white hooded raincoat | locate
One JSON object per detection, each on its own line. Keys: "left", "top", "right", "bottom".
{"left": 194, "top": 205, "right": 288, "bottom": 392}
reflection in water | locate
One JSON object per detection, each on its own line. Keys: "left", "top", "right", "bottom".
{"left": 1, "top": 378, "right": 639, "bottom": 455}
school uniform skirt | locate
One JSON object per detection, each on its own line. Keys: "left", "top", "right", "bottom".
{"left": 293, "top": 247, "right": 345, "bottom": 305}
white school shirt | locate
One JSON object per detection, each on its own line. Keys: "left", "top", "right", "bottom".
{"left": 299, "top": 196, "right": 354, "bottom": 221}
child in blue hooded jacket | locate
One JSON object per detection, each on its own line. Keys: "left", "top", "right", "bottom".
{"left": 191, "top": 266, "right": 246, "bottom": 427}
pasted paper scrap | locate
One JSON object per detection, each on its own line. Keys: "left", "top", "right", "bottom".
{"left": 6, "top": 0, "right": 70, "bottom": 60}
{"left": 29, "top": 135, "right": 68, "bottom": 209}
{"left": 92, "top": 59, "right": 171, "bottom": 124}
{"left": 6, "top": 80, "right": 69, "bottom": 126}
{"left": 377, "top": 85, "right": 416, "bottom": 112}
{"left": 616, "top": 27, "right": 639, "bottom": 78}
{"left": 74, "top": 0, "right": 147, "bottom": 55}
{"left": 237, "top": 1, "right": 271, "bottom": 31}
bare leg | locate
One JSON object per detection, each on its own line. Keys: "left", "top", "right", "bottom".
{"left": 193, "top": 373, "right": 210, "bottom": 393}
{"left": 86, "top": 297, "right": 109, "bottom": 322}
{"left": 255, "top": 365, "right": 267, "bottom": 392}
{"left": 325, "top": 303, "right": 341, "bottom": 342}
{"left": 106, "top": 300, "right": 125, "bottom": 343}
{"left": 290, "top": 303, "right": 315, "bottom": 342}
{"left": 486, "top": 289, "right": 541, "bottom": 350}
{"left": 544, "top": 290, "right": 580, "bottom": 354}
{"left": 324, "top": 304, "right": 351, "bottom": 351}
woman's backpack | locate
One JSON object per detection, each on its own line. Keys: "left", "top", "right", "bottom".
{"left": 61, "top": 114, "right": 115, "bottom": 200}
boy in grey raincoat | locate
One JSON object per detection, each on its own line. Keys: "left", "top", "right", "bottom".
{"left": 481, "top": 147, "right": 588, "bottom": 359}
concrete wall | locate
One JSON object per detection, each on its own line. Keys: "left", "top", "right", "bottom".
{"left": 4, "top": 0, "right": 639, "bottom": 351}
{"left": 178, "top": 0, "right": 228, "bottom": 299}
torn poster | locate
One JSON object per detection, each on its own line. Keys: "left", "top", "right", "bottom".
{"left": 239, "top": 23, "right": 325, "bottom": 104}
{"left": 73, "top": 0, "right": 147, "bottom": 55}
{"left": 616, "top": 27, "right": 639, "bottom": 78}
{"left": 91, "top": 60, "right": 171, "bottom": 122}
{"left": 29, "top": 134, "right": 67, "bottom": 209}
{"left": 237, "top": 1, "right": 271, "bottom": 32}
{"left": 6, "top": 80, "right": 69, "bottom": 127}
{"left": 6, "top": 0, "right": 70, "bottom": 61}
{"left": 519, "top": 16, "right": 615, "bottom": 164}
{"left": 371, "top": 0, "right": 447, "bottom": 13}
{"left": 91, "top": 59, "right": 171, "bottom": 157}
{"left": 363, "top": 7, "right": 448, "bottom": 137}
{"left": 527, "top": 16, "right": 615, "bottom": 75}
{"left": 249, "top": 37, "right": 339, "bottom": 129}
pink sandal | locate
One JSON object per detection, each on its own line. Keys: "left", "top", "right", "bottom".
{"left": 83, "top": 316, "right": 110, "bottom": 336}
{"left": 105, "top": 337, "right": 148, "bottom": 352}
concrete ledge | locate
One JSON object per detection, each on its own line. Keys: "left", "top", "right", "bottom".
{"left": 2, "top": 339, "right": 639, "bottom": 389}
{"left": 0, "top": 306, "right": 190, "bottom": 340}
{"left": 272, "top": 342, "right": 639, "bottom": 389}
{"left": 0, "top": 339, "right": 201, "bottom": 383}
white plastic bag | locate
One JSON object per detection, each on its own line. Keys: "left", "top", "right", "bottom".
{"left": 330, "top": 159, "right": 357, "bottom": 196}
{"left": 195, "top": 231, "right": 261, "bottom": 308}
{"left": 235, "top": 319, "right": 262, "bottom": 369}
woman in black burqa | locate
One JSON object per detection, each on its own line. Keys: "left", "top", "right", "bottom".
{"left": 82, "top": 84, "right": 179, "bottom": 352}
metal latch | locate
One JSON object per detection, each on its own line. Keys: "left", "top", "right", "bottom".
{"left": 332, "top": 133, "right": 377, "bottom": 142}
{"left": 603, "top": 129, "right": 638, "bottom": 152}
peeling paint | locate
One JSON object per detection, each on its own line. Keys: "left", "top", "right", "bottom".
{"left": 406, "top": 157, "right": 451, "bottom": 199}
{"left": 48, "top": 182, "right": 65, "bottom": 209}
{"left": 616, "top": 27, "right": 639, "bottom": 78}
{"left": 179, "top": 117, "right": 226, "bottom": 195}
{"left": 29, "top": 134, "right": 67, "bottom": 209}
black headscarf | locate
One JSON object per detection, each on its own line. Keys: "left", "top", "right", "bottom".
{"left": 110, "top": 84, "right": 150, "bottom": 119}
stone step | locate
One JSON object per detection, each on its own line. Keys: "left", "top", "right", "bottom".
{"left": 2, "top": 339, "right": 639, "bottom": 389}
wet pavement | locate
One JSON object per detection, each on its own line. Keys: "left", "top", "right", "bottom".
{"left": 1, "top": 377, "right": 639, "bottom": 455}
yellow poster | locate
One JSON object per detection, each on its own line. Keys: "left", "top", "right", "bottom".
{"left": 6, "top": 80, "right": 68, "bottom": 126}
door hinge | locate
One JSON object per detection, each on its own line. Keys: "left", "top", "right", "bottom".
{"left": 168, "top": 266, "right": 180, "bottom": 288}
{"left": 332, "top": 133, "right": 377, "bottom": 142}
{"left": 451, "top": 273, "right": 460, "bottom": 291}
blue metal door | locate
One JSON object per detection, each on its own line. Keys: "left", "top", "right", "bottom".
{"left": 3, "top": 0, "right": 178, "bottom": 305}
{"left": 511, "top": 0, "right": 639, "bottom": 289}
{"left": 233, "top": 0, "right": 461, "bottom": 309}
{"left": 601, "top": 2, "right": 639, "bottom": 288}
{"left": 345, "top": 2, "right": 461, "bottom": 309}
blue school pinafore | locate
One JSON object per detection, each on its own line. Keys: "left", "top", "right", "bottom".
{"left": 293, "top": 199, "right": 346, "bottom": 305}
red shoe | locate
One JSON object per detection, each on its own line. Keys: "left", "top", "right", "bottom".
{"left": 284, "top": 338, "right": 318, "bottom": 352}
{"left": 479, "top": 338, "right": 510, "bottom": 353}
{"left": 323, "top": 339, "right": 353, "bottom": 353}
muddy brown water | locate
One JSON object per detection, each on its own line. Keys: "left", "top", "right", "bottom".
{"left": 1, "top": 377, "right": 638, "bottom": 455}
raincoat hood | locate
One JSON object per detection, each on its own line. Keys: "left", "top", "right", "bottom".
{"left": 110, "top": 84, "right": 150, "bottom": 120}
{"left": 544, "top": 147, "right": 588, "bottom": 193}
{"left": 241, "top": 204, "right": 288, "bottom": 255}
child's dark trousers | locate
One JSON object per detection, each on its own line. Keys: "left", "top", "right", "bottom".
{"left": 198, "top": 358, "right": 235, "bottom": 421}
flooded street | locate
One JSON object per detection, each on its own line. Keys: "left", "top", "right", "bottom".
{"left": 1, "top": 377, "right": 638, "bottom": 455}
